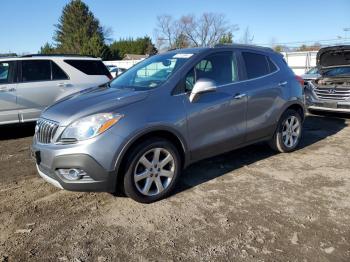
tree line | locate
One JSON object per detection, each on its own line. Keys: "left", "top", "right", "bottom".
{"left": 40, "top": 0, "right": 241, "bottom": 60}
{"left": 36, "top": 0, "right": 321, "bottom": 60}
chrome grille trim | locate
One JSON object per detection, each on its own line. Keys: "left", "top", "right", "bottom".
{"left": 313, "top": 87, "right": 350, "bottom": 101}
{"left": 35, "top": 119, "right": 59, "bottom": 144}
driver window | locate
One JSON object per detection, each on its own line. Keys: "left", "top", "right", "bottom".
{"left": 185, "top": 52, "right": 238, "bottom": 92}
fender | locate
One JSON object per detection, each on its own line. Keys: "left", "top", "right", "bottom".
{"left": 113, "top": 124, "right": 190, "bottom": 174}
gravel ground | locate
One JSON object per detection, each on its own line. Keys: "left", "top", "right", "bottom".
{"left": 0, "top": 112, "right": 349, "bottom": 262}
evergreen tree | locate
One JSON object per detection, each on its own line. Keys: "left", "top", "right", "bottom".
{"left": 109, "top": 37, "right": 157, "bottom": 60}
{"left": 40, "top": 42, "right": 56, "bottom": 54}
{"left": 53, "top": 0, "right": 108, "bottom": 58}
{"left": 219, "top": 32, "right": 233, "bottom": 44}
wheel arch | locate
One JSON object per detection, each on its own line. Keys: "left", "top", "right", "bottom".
{"left": 278, "top": 100, "right": 305, "bottom": 123}
{"left": 114, "top": 126, "right": 189, "bottom": 189}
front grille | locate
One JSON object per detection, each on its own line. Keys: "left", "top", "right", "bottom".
{"left": 313, "top": 86, "right": 350, "bottom": 101}
{"left": 35, "top": 119, "right": 59, "bottom": 144}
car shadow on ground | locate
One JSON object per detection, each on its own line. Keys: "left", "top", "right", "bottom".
{"left": 0, "top": 122, "right": 36, "bottom": 141}
{"left": 175, "top": 112, "right": 349, "bottom": 194}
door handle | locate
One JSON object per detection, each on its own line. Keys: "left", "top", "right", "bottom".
{"left": 0, "top": 86, "right": 15, "bottom": 92}
{"left": 278, "top": 81, "right": 288, "bottom": 87}
{"left": 57, "top": 83, "right": 67, "bottom": 87}
{"left": 233, "top": 93, "right": 247, "bottom": 99}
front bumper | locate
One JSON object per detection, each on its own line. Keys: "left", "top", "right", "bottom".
{"left": 304, "top": 85, "right": 350, "bottom": 113}
{"left": 32, "top": 130, "right": 126, "bottom": 193}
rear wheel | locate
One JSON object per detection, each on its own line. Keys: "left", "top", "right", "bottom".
{"left": 269, "top": 109, "right": 303, "bottom": 153}
{"left": 123, "top": 138, "right": 181, "bottom": 203}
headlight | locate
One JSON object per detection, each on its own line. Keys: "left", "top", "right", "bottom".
{"left": 60, "top": 113, "right": 123, "bottom": 142}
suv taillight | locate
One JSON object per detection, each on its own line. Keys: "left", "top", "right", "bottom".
{"left": 295, "top": 75, "right": 304, "bottom": 87}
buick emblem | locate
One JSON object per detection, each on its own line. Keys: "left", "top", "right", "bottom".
{"left": 328, "top": 89, "right": 336, "bottom": 94}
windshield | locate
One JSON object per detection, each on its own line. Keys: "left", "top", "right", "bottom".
{"left": 323, "top": 66, "right": 350, "bottom": 77}
{"left": 306, "top": 67, "right": 318, "bottom": 74}
{"left": 109, "top": 53, "right": 193, "bottom": 90}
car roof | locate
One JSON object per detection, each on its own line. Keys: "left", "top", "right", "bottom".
{"left": 0, "top": 55, "right": 101, "bottom": 62}
{"left": 166, "top": 44, "right": 275, "bottom": 55}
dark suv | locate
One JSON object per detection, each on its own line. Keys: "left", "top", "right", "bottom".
{"left": 32, "top": 45, "right": 305, "bottom": 203}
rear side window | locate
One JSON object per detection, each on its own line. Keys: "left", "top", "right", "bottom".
{"left": 267, "top": 57, "right": 278, "bottom": 73}
{"left": 0, "top": 61, "right": 15, "bottom": 84}
{"left": 22, "top": 60, "right": 51, "bottom": 82}
{"left": 65, "top": 60, "right": 110, "bottom": 77}
{"left": 52, "top": 61, "right": 68, "bottom": 80}
{"left": 242, "top": 52, "right": 277, "bottom": 79}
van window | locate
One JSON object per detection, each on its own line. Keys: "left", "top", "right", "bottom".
{"left": 0, "top": 62, "right": 14, "bottom": 84}
{"left": 52, "top": 61, "right": 68, "bottom": 80}
{"left": 185, "top": 52, "right": 239, "bottom": 91}
{"left": 242, "top": 52, "right": 270, "bottom": 79}
{"left": 65, "top": 60, "right": 110, "bottom": 77}
{"left": 22, "top": 60, "right": 51, "bottom": 82}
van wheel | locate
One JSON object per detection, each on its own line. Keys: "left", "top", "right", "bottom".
{"left": 123, "top": 138, "right": 181, "bottom": 203}
{"left": 269, "top": 109, "right": 303, "bottom": 153}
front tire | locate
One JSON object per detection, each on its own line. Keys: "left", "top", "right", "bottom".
{"left": 123, "top": 138, "right": 182, "bottom": 203}
{"left": 269, "top": 109, "right": 303, "bottom": 153}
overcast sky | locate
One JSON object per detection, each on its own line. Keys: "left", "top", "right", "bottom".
{"left": 1, "top": 0, "right": 349, "bottom": 54}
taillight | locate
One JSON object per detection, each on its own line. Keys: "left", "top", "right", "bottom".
{"left": 295, "top": 75, "right": 304, "bottom": 87}
{"left": 107, "top": 73, "right": 113, "bottom": 80}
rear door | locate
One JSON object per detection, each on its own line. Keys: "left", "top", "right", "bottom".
{"left": 0, "top": 61, "right": 18, "bottom": 124}
{"left": 16, "top": 59, "right": 69, "bottom": 122}
{"left": 240, "top": 51, "right": 282, "bottom": 142}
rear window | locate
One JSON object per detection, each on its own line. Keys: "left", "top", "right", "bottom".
{"left": 242, "top": 52, "right": 277, "bottom": 79}
{"left": 64, "top": 60, "right": 110, "bottom": 77}
{"left": 22, "top": 60, "right": 51, "bottom": 82}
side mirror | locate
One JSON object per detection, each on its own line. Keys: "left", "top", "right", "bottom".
{"left": 189, "top": 78, "right": 217, "bottom": 102}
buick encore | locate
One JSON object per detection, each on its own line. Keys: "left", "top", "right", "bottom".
{"left": 32, "top": 45, "right": 305, "bottom": 203}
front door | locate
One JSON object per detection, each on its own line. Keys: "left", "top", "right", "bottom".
{"left": 0, "top": 61, "right": 18, "bottom": 124}
{"left": 183, "top": 51, "right": 247, "bottom": 161}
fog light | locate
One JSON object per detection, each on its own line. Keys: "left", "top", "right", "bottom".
{"left": 57, "top": 168, "right": 87, "bottom": 181}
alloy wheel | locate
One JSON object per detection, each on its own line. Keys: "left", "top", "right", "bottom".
{"left": 282, "top": 116, "right": 301, "bottom": 148}
{"left": 134, "top": 148, "right": 175, "bottom": 196}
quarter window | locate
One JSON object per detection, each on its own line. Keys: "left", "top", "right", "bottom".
{"left": 185, "top": 52, "right": 239, "bottom": 92}
{"left": 52, "top": 61, "right": 68, "bottom": 80}
{"left": 22, "top": 60, "right": 51, "bottom": 82}
{"left": 242, "top": 52, "right": 270, "bottom": 79}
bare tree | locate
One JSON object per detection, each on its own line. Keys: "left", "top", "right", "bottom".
{"left": 155, "top": 15, "right": 183, "bottom": 51}
{"left": 155, "top": 13, "right": 238, "bottom": 50}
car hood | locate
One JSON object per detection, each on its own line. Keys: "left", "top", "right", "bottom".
{"left": 317, "top": 45, "right": 350, "bottom": 73}
{"left": 301, "top": 73, "right": 320, "bottom": 80}
{"left": 42, "top": 86, "right": 149, "bottom": 126}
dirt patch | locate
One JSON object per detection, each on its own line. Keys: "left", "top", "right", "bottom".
{"left": 0, "top": 114, "right": 350, "bottom": 261}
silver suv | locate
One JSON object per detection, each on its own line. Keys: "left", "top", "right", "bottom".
{"left": 0, "top": 55, "right": 112, "bottom": 125}
{"left": 305, "top": 45, "right": 350, "bottom": 113}
{"left": 32, "top": 45, "right": 305, "bottom": 203}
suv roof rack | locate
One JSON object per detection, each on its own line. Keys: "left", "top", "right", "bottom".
{"left": 20, "top": 54, "right": 96, "bottom": 58}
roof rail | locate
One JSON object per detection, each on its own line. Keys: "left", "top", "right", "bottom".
{"left": 0, "top": 56, "right": 18, "bottom": 59}
{"left": 20, "top": 54, "right": 96, "bottom": 58}
{"left": 214, "top": 43, "right": 274, "bottom": 52}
